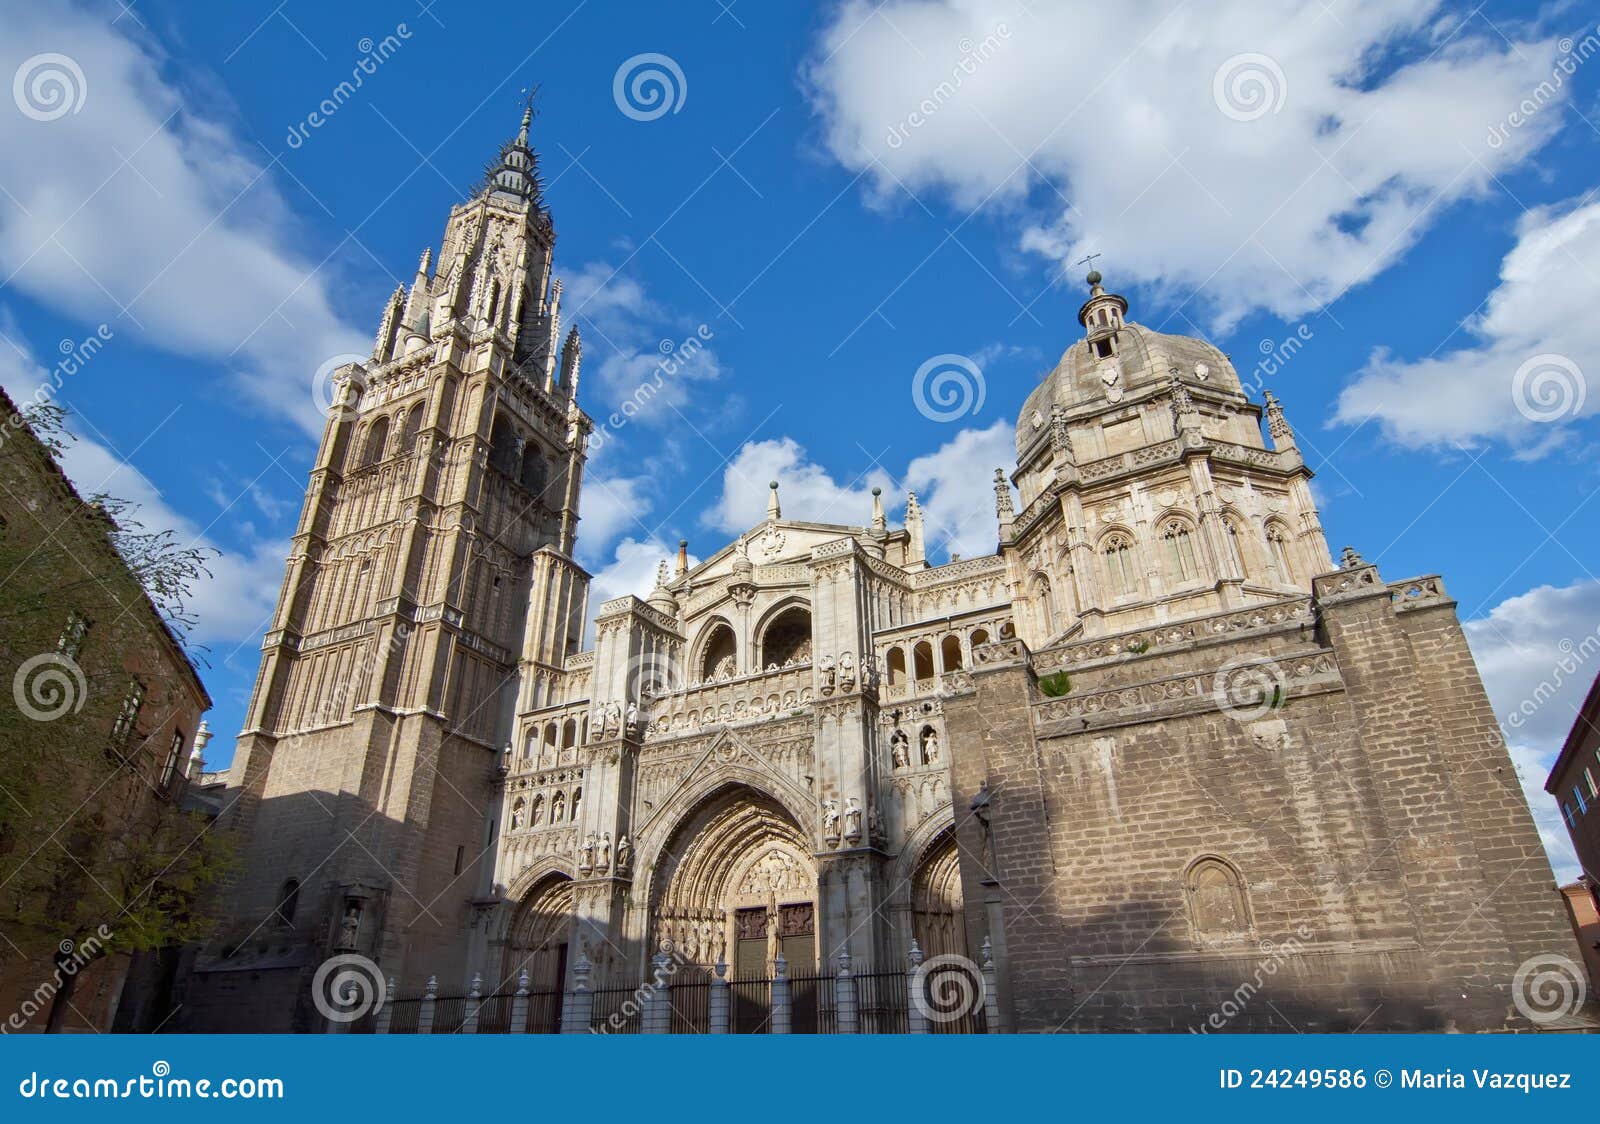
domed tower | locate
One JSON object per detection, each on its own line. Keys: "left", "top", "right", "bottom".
{"left": 1003, "top": 272, "right": 1329, "bottom": 645}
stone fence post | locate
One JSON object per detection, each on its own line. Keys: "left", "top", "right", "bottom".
{"left": 710, "top": 959, "right": 730, "bottom": 1034}
{"left": 563, "top": 952, "right": 593, "bottom": 1034}
{"left": 982, "top": 937, "right": 1002, "bottom": 1034}
{"left": 417, "top": 975, "right": 437, "bottom": 1035}
{"left": 835, "top": 952, "right": 859, "bottom": 1034}
{"left": 643, "top": 950, "right": 673, "bottom": 1033}
{"left": 462, "top": 972, "right": 482, "bottom": 1034}
{"left": 375, "top": 976, "right": 396, "bottom": 1034}
{"left": 509, "top": 969, "right": 530, "bottom": 1034}
{"left": 771, "top": 954, "right": 791, "bottom": 1034}
{"left": 906, "top": 940, "right": 929, "bottom": 1034}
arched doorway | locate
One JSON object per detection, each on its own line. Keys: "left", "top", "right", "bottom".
{"left": 503, "top": 875, "right": 573, "bottom": 1031}
{"left": 650, "top": 787, "right": 816, "bottom": 978}
{"left": 911, "top": 830, "right": 966, "bottom": 960}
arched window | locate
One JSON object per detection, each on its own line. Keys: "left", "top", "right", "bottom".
{"left": 1102, "top": 533, "right": 1137, "bottom": 596}
{"left": 1185, "top": 857, "right": 1251, "bottom": 940}
{"left": 886, "top": 647, "right": 906, "bottom": 687}
{"left": 940, "top": 635, "right": 963, "bottom": 672}
{"left": 400, "top": 404, "right": 424, "bottom": 450}
{"left": 1221, "top": 514, "right": 1245, "bottom": 577}
{"left": 1032, "top": 574, "right": 1055, "bottom": 636}
{"left": 1265, "top": 522, "right": 1296, "bottom": 583}
{"left": 519, "top": 447, "right": 547, "bottom": 494}
{"left": 561, "top": 718, "right": 577, "bottom": 749}
{"left": 970, "top": 628, "right": 990, "bottom": 649}
{"left": 1160, "top": 519, "right": 1199, "bottom": 582}
{"left": 912, "top": 641, "right": 935, "bottom": 683}
{"left": 361, "top": 417, "right": 390, "bottom": 467}
{"left": 760, "top": 606, "right": 812, "bottom": 667}
{"left": 276, "top": 879, "right": 300, "bottom": 926}
{"left": 489, "top": 413, "right": 520, "bottom": 477}
{"left": 700, "top": 622, "right": 738, "bottom": 680}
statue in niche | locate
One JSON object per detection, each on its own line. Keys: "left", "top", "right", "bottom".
{"left": 890, "top": 729, "right": 911, "bottom": 769}
{"left": 616, "top": 835, "right": 633, "bottom": 875}
{"left": 579, "top": 833, "right": 598, "bottom": 873}
{"left": 510, "top": 799, "right": 525, "bottom": 831}
{"left": 625, "top": 702, "right": 640, "bottom": 732}
{"left": 821, "top": 799, "right": 841, "bottom": 842}
{"left": 818, "top": 654, "right": 836, "bottom": 693}
{"left": 843, "top": 797, "right": 862, "bottom": 843}
{"left": 839, "top": 651, "right": 856, "bottom": 690}
{"left": 551, "top": 791, "right": 566, "bottom": 823}
{"left": 921, "top": 728, "right": 941, "bottom": 765}
{"left": 600, "top": 833, "right": 612, "bottom": 873}
{"left": 868, "top": 802, "right": 885, "bottom": 847}
{"left": 336, "top": 900, "right": 362, "bottom": 951}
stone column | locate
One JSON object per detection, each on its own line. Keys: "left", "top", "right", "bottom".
{"left": 834, "top": 952, "right": 859, "bottom": 1034}
{"left": 709, "top": 959, "right": 730, "bottom": 1034}
{"left": 375, "top": 977, "right": 397, "bottom": 1034}
{"left": 416, "top": 975, "right": 437, "bottom": 1035}
{"left": 642, "top": 950, "right": 673, "bottom": 1033}
{"left": 508, "top": 969, "right": 530, "bottom": 1034}
{"left": 981, "top": 937, "right": 1002, "bottom": 1034}
{"left": 563, "top": 952, "right": 593, "bottom": 1034}
{"left": 906, "top": 940, "right": 929, "bottom": 1034}
{"left": 771, "top": 954, "right": 791, "bottom": 1034}
{"left": 462, "top": 973, "right": 482, "bottom": 1033}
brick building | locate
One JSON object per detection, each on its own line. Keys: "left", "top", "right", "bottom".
{"left": 0, "top": 389, "right": 213, "bottom": 1032}
{"left": 1548, "top": 673, "right": 1600, "bottom": 998}
{"left": 183, "top": 106, "right": 1583, "bottom": 1032}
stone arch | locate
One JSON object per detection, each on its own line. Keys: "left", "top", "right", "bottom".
{"left": 756, "top": 601, "right": 812, "bottom": 667}
{"left": 360, "top": 416, "right": 390, "bottom": 467}
{"left": 501, "top": 872, "right": 575, "bottom": 991}
{"left": 1157, "top": 511, "right": 1201, "bottom": 583}
{"left": 1184, "top": 854, "right": 1252, "bottom": 943}
{"left": 940, "top": 634, "right": 963, "bottom": 672}
{"left": 912, "top": 640, "right": 935, "bottom": 683}
{"left": 911, "top": 828, "right": 967, "bottom": 960}
{"left": 1263, "top": 519, "right": 1299, "bottom": 584}
{"left": 885, "top": 645, "right": 906, "bottom": 687}
{"left": 695, "top": 617, "right": 739, "bottom": 681}
{"left": 1099, "top": 526, "right": 1139, "bottom": 596}
{"left": 1030, "top": 571, "right": 1055, "bottom": 636}
{"left": 1219, "top": 507, "right": 1249, "bottom": 577}
{"left": 488, "top": 411, "right": 520, "bottom": 477}
{"left": 643, "top": 783, "right": 817, "bottom": 973}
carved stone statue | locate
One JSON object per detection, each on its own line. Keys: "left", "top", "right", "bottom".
{"left": 868, "top": 802, "right": 885, "bottom": 847}
{"left": 839, "top": 651, "right": 856, "bottom": 690}
{"left": 625, "top": 702, "right": 640, "bottom": 731}
{"left": 579, "top": 832, "right": 598, "bottom": 873}
{"left": 843, "top": 797, "right": 862, "bottom": 844}
{"left": 616, "top": 834, "right": 633, "bottom": 875}
{"left": 600, "top": 833, "right": 612, "bottom": 873}
{"left": 336, "top": 900, "right": 362, "bottom": 951}
{"left": 818, "top": 654, "right": 836, "bottom": 693}
{"left": 821, "top": 799, "right": 841, "bottom": 842}
{"left": 890, "top": 729, "right": 910, "bottom": 769}
{"left": 921, "top": 728, "right": 941, "bottom": 765}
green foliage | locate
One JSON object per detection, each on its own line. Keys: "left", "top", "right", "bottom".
{"left": 0, "top": 403, "right": 230, "bottom": 974}
{"left": 1126, "top": 639, "right": 1150, "bottom": 654}
{"left": 1038, "top": 671, "right": 1072, "bottom": 698}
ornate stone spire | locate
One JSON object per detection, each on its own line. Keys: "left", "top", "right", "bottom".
{"left": 646, "top": 559, "right": 678, "bottom": 615}
{"left": 676, "top": 539, "right": 689, "bottom": 578}
{"left": 483, "top": 96, "right": 544, "bottom": 204}
{"left": 905, "top": 491, "right": 926, "bottom": 567}
{"left": 1076, "top": 268, "right": 1129, "bottom": 337}
{"left": 993, "top": 468, "right": 1015, "bottom": 521}
{"left": 1263, "top": 389, "right": 1296, "bottom": 451}
{"left": 871, "top": 486, "right": 887, "bottom": 533}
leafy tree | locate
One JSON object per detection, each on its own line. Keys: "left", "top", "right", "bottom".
{"left": 0, "top": 401, "right": 231, "bottom": 1031}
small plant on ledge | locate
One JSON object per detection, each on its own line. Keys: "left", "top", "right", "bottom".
{"left": 1126, "top": 639, "right": 1150, "bottom": 655}
{"left": 1038, "top": 671, "right": 1072, "bottom": 698}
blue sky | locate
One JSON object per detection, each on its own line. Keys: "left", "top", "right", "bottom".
{"left": 2, "top": 0, "right": 1599, "bottom": 879}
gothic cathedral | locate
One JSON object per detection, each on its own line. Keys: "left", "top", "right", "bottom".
{"left": 182, "top": 107, "right": 1581, "bottom": 1032}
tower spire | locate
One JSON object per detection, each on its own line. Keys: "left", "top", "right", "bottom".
{"left": 484, "top": 94, "right": 544, "bottom": 204}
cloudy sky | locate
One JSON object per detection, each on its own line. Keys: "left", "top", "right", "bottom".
{"left": 1, "top": 0, "right": 1597, "bottom": 880}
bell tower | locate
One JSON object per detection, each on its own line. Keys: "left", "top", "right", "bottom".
{"left": 200, "top": 102, "right": 594, "bottom": 1025}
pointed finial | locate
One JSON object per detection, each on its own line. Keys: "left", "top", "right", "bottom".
{"left": 655, "top": 559, "right": 669, "bottom": 587}
{"left": 1340, "top": 545, "right": 1365, "bottom": 569}
{"left": 871, "top": 486, "right": 886, "bottom": 532}
{"left": 417, "top": 247, "right": 432, "bottom": 275}
{"left": 767, "top": 480, "right": 781, "bottom": 521}
{"left": 676, "top": 539, "right": 689, "bottom": 577}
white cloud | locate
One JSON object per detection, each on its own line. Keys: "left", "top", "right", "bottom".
{"left": 0, "top": 1, "right": 369, "bottom": 436}
{"left": 1335, "top": 199, "right": 1600, "bottom": 453}
{"left": 703, "top": 423, "right": 1015, "bottom": 563}
{"left": 582, "top": 536, "right": 702, "bottom": 647}
{"left": 807, "top": 0, "right": 1564, "bottom": 327}
{"left": 578, "top": 474, "right": 654, "bottom": 564}
{"left": 1462, "top": 578, "right": 1600, "bottom": 882}
{"left": 704, "top": 436, "right": 895, "bottom": 534}
{"left": 0, "top": 334, "right": 285, "bottom": 651}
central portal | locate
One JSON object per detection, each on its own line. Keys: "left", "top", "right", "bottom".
{"left": 649, "top": 786, "right": 817, "bottom": 977}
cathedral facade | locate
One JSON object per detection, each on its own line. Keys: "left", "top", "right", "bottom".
{"left": 182, "top": 108, "right": 1581, "bottom": 1032}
